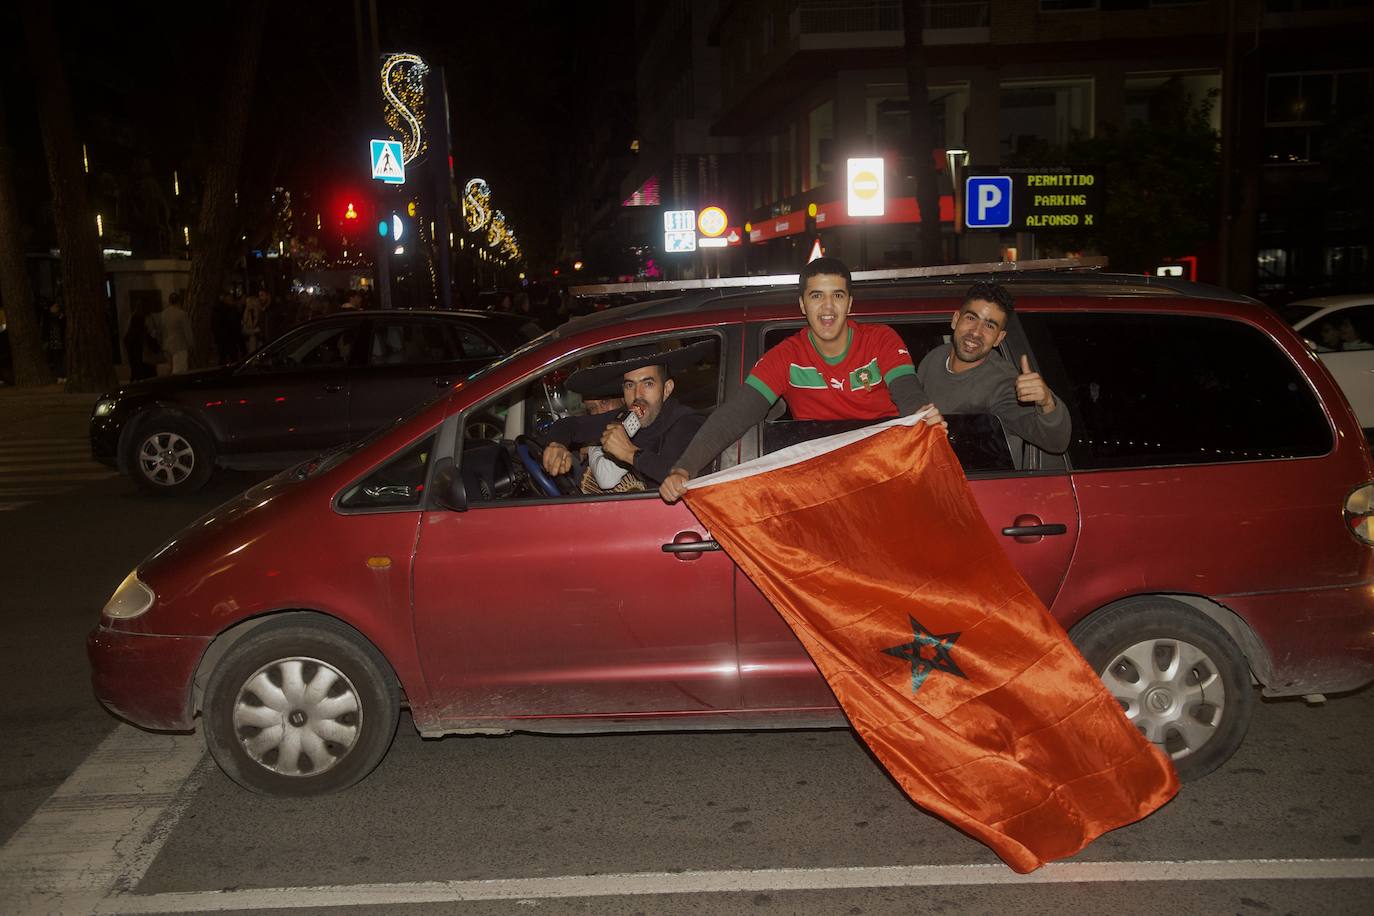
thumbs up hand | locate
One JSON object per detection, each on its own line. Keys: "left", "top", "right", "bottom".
{"left": 1015, "top": 354, "right": 1056, "bottom": 412}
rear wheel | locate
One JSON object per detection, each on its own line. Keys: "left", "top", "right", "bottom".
{"left": 204, "top": 620, "right": 400, "bottom": 796}
{"left": 1071, "top": 599, "right": 1254, "bottom": 782}
{"left": 125, "top": 413, "right": 214, "bottom": 495}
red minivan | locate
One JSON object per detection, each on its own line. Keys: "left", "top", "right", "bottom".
{"left": 88, "top": 271, "right": 1374, "bottom": 796}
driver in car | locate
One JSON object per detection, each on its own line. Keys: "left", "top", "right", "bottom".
{"left": 540, "top": 343, "right": 710, "bottom": 490}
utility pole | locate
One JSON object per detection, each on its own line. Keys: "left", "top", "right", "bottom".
{"left": 355, "top": 0, "right": 391, "bottom": 308}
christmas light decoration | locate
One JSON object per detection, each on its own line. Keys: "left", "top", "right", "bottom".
{"left": 380, "top": 53, "right": 429, "bottom": 165}
{"left": 463, "top": 178, "right": 491, "bottom": 232}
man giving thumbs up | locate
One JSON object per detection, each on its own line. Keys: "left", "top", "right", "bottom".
{"left": 916, "top": 281, "right": 1071, "bottom": 455}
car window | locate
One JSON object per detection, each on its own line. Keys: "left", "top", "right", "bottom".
{"left": 763, "top": 414, "right": 1014, "bottom": 475}
{"left": 1021, "top": 313, "right": 1332, "bottom": 470}
{"left": 457, "top": 326, "right": 499, "bottom": 359}
{"left": 338, "top": 432, "right": 437, "bottom": 511}
{"left": 243, "top": 322, "right": 358, "bottom": 371}
{"left": 369, "top": 320, "right": 463, "bottom": 366}
{"left": 1306, "top": 305, "right": 1374, "bottom": 353}
{"left": 1278, "top": 303, "right": 1321, "bottom": 326}
{"left": 461, "top": 332, "right": 724, "bottom": 503}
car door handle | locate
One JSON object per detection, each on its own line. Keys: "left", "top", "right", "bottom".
{"left": 662, "top": 531, "right": 721, "bottom": 560}
{"left": 1001, "top": 523, "right": 1068, "bottom": 537}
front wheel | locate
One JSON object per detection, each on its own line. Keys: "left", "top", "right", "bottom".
{"left": 125, "top": 413, "right": 214, "bottom": 495}
{"left": 1071, "top": 599, "right": 1254, "bottom": 782}
{"left": 204, "top": 620, "right": 400, "bottom": 795}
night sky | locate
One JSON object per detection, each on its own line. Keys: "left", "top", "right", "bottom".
{"left": 1, "top": 1, "right": 635, "bottom": 267}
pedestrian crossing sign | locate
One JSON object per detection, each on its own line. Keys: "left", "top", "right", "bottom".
{"left": 370, "top": 139, "right": 405, "bottom": 184}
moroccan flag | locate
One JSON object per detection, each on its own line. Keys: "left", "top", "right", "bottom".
{"left": 682, "top": 414, "right": 1178, "bottom": 873}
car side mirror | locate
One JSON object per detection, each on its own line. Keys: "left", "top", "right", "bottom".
{"left": 430, "top": 463, "right": 467, "bottom": 512}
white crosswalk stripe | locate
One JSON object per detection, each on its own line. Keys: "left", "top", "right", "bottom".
{"left": 0, "top": 436, "right": 118, "bottom": 511}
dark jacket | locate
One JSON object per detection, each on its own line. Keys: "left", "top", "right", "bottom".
{"left": 544, "top": 400, "right": 704, "bottom": 485}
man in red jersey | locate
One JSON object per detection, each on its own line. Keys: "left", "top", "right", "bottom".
{"left": 660, "top": 257, "right": 943, "bottom": 502}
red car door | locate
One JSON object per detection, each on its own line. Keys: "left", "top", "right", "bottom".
{"left": 410, "top": 327, "right": 741, "bottom": 724}
{"left": 411, "top": 490, "right": 740, "bottom": 722}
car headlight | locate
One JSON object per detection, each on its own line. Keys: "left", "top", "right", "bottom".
{"left": 93, "top": 398, "right": 117, "bottom": 417}
{"left": 102, "top": 571, "right": 156, "bottom": 619}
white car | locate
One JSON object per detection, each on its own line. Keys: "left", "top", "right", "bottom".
{"left": 1281, "top": 295, "right": 1374, "bottom": 438}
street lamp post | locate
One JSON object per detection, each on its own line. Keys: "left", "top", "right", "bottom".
{"left": 945, "top": 148, "right": 969, "bottom": 264}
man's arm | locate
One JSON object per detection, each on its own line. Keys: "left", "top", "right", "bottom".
{"left": 625, "top": 410, "right": 705, "bottom": 485}
{"left": 888, "top": 374, "right": 932, "bottom": 416}
{"left": 658, "top": 386, "right": 772, "bottom": 502}
{"left": 541, "top": 410, "right": 617, "bottom": 476}
{"left": 994, "top": 358, "right": 1071, "bottom": 454}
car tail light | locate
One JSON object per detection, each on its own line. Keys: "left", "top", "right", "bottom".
{"left": 1346, "top": 483, "right": 1374, "bottom": 546}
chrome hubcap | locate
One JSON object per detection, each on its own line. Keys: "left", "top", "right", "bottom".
{"left": 232, "top": 657, "right": 362, "bottom": 777}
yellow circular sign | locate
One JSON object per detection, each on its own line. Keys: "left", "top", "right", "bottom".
{"left": 852, "top": 171, "right": 879, "bottom": 199}
{"left": 698, "top": 206, "right": 728, "bottom": 238}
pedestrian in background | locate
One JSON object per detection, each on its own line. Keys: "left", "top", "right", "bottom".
{"left": 261, "top": 289, "right": 287, "bottom": 343}
{"left": 159, "top": 290, "right": 194, "bottom": 374}
{"left": 241, "top": 292, "right": 263, "bottom": 353}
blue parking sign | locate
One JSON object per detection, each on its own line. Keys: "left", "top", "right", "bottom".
{"left": 965, "top": 176, "right": 1013, "bottom": 229}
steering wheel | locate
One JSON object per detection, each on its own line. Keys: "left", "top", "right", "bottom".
{"left": 515, "top": 435, "right": 583, "bottom": 497}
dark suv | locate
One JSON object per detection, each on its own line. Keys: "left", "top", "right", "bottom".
{"left": 88, "top": 271, "right": 1374, "bottom": 795}
{"left": 90, "top": 309, "right": 535, "bottom": 495}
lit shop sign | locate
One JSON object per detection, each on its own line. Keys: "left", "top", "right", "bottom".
{"left": 1012, "top": 172, "right": 1100, "bottom": 230}
{"left": 664, "top": 209, "right": 697, "bottom": 253}
{"left": 748, "top": 211, "right": 806, "bottom": 243}
{"left": 815, "top": 196, "right": 953, "bottom": 228}
{"left": 846, "top": 157, "right": 885, "bottom": 218}
{"left": 698, "top": 206, "right": 729, "bottom": 248}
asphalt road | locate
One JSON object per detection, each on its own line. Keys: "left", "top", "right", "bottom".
{"left": 1, "top": 388, "right": 1371, "bottom": 915}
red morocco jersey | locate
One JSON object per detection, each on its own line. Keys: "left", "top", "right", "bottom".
{"left": 746, "top": 322, "right": 917, "bottom": 421}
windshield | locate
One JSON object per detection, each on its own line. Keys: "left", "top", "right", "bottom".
{"left": 458, "top": 330, "right": 552, "bottom": 387}
{"left": 291, "top": 396, "right": 443, "bottom": 480}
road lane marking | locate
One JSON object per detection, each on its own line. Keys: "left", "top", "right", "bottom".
{"left": 65, "top": 857, "right": 1374, "bottom": 913}
{"left": 0, "top": 725, "right": 205, "bottom": 913}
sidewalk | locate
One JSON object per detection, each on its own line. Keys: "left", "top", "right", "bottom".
{"left": 0, "top": 383, "right": 102, "bottom": 442}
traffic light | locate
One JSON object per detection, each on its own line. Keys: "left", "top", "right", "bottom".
{"left": 344, "top": 202, "right": 359, "bottom": 221}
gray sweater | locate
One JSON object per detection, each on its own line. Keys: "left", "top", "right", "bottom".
{"left": 916, "top": 348, "right": 1071, "bottom": 455}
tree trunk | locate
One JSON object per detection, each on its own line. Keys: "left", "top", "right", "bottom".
{"left": 902, "top": 0, "right": 943, "bottom": 267}
{"left": 0, "top": 88, "right": 53, "bottom": 387}
{"left": 187, "top": 0, "right": 267, "bottom": 368}
{"left": 24, "top": 4, "right": 115, "bottom": 392}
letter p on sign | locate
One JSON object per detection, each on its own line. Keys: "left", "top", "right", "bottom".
{"left": 966, "top": 176, "right": 1013, "bottom": 229}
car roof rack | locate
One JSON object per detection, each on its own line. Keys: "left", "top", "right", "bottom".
{"left": 568, "top": 256, "right": 1108, "bottom": 297}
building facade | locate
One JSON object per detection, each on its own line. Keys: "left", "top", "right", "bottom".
{"left": 587, "top": 0, "right": 1372, "bottom": 299}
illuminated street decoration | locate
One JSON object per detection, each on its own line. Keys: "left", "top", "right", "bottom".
{"left": 463, "top": 178, "right": 492, "bottom": 232}
{"left": 380, "top": 52, "right": 429, "bottom": 165}
{"left": 486, "top": 210, "right": 507, "bottom": 248}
